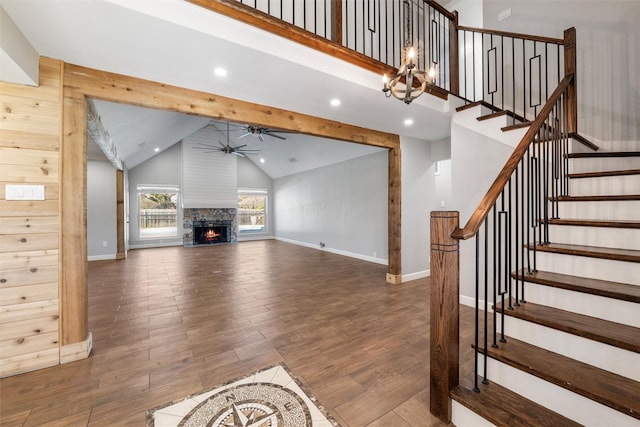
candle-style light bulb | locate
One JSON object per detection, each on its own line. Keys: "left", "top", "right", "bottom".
{"left": 428, "top": 66, "right": 436, "bottom": 80}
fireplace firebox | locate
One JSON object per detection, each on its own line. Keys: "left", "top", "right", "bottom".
{"left": 193, "top": 221, "right": 230, "bottom": 245}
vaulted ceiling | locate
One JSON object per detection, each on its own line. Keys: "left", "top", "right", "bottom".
{"left": 1, "top": 0, "right": 455, "bottom": 177}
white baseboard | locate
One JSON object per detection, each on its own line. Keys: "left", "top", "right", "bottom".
{"left": 88, "top": 254, "right": 116, "bottom": 261}
{"left": 402, "top": 270, "right": 430, "bottom": 282}
{"left": 238, "top": 235, "right": 275, "bottom": 242}
{"left": 274, "top": 237, "right": 388, "bottom": 266}
{"left": 459, "top": 294, "right": 477, "bottom": 308}
{"left": 128, "top": 241, "right": 183, "bottom": 250}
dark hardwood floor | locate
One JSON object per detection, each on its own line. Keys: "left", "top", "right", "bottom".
{"left": 0, "top": 240, "right": 475, "bottom": 426}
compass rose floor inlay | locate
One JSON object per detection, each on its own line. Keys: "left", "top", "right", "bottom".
{"left": 147, "top": 364, "right": 338, "bottom": 427}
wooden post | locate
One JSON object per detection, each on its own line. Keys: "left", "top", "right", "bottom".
{"left": 60, "top": 90, "right": 88, "bottom": 347}
{"left": 116, "top": 169, "right": 126, "bottom": 260}
{"left": 387, "top": 147, "right": 402, "bottom": 284}
{"left": 448, "top": 11, "right": 459, "bottom": 96}
{"left": 430, "top": 211, "right": 460, "bottom": 422}
{"left": 332, "top": 0, "right": 343, "bottom": 45}
{"left": 564, "top": 27, "right": 577, "bottom": 134}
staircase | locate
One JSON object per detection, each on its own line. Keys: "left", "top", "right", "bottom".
{"left": 449, "top": 109, "right": 640, "bottom": 426}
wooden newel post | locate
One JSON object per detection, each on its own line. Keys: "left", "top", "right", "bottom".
{"left": 429, "top": 211, "right": 460, "bottom": 422}
{"left": 564, "top": 27, "right": 577, "bottom": 134}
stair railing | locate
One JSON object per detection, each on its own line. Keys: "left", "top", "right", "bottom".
{"left": 430, "top": 28, "right": 577, "bottom": 421}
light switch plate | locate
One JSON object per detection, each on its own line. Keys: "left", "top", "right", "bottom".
{"left": 5, "top": 184, "right": 45, "bottom": 200}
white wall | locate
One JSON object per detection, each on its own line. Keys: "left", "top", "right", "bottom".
{"left": 273, "top": 151, "right": 388, "bottom": 264}
{"left": 482, "top": 0, "right": 640, "bottom": 142}
{"left": 401, "top": 136, "right": 434, "bottom": 281}
{"left": 87, "top": 160, "right": 117, "bottom": 260}
{"left": 128, "top": 142, "right": 183, "bottom": 247}
{"left": 237, "top": 156, "right": 274, "bottom": 240}
{"left": 451, "top": 119, "right": 514, "bottom": 299}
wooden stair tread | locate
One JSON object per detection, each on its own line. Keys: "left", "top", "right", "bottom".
{"left": 532, "top": 132, "right": 599, "bottom": 151}
{"left": 501, "top": 122, "right": 531, "bottom": 132}
{"left": 568, "top": 151, "right": 640, "bottom": 158}
{"left": 479, "top": 337, "right": 640, "bottom": 419}
{"left": 528, "top": 242, "right": 640, "bottom": 263}
{"left": 455, "top": 100, "right": 500, "bottom": 113}
{"left": 456, "top": 101, "right": 484, "bottom": 112}
{"left": 477, "top": 110, "right": 509, "bottom": 121}
{"left": 568, "top": 132, "right": 600, "bottom": 151}
{"left": 495, "top": 301, "right": 640, "bottom": 353}
{"left": 553, "top": 194, "right": 640, "bottom": 201}
{"left": 569, "top": 169, "right": 640, "bottom": 179}
{"left": 513, "top": 269, "right": 640, "bottom": 303}
{"left": 451, "top": 382, "right": 581, "bottom": 427}
{"left": 546, "top": 218, "right": 640, "bottom": 229}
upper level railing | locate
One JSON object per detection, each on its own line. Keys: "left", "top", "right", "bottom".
{"left": 189, "top": 0, "right": 573, "bottom": 118}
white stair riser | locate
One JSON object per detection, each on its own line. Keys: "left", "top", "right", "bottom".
{"left": 534, "top": 252, "right": 640, "bottom": 285}
{"left": 557, "top": 200, "right": 640, "bottom": 221}
{"left": 547, "top": 224, "right": 640, "bottom": 251}
{"left": 453, "top": 105, "right": 526, "bottom": 148}
{"left": 570, "top": 157, "right": 640, "bottom": 173}
{"left": 452, "top": 402, "right": 498, "bottom": 427}
{"left": 521, "top": 282, "right": 640, "bottom": 328}
{"left": 482, "top": 358, "right": 639, "bottom": 427}
{"left": 569, "top": 174, "right": 640, "bottom": 196}
{"left": 502, "top": 316, "right": 639, "bottom": 380}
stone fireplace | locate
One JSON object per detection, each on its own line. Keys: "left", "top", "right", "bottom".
{"left": 183, "top": 208, "right": 238, "bottom": 246}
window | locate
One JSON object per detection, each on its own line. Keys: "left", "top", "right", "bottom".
{"left": 238, "top": 189, "right": 267, "bottom": 234}
{"left": 137, "top": 185, "right": 180, "bottom": 239}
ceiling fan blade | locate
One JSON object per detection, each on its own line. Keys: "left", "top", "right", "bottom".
{"left": 267, "top": 132, "right": 286, "bottom": 140}
{"left": 232, "top": 151, "right": 245, "bottom": 157}
{"left": 218, "top": 141, "right": 228, "bottom": 149}
{"left": 237, "top": 132, "right": 251, "bottom": 139}
{"left": 259, "top": 134, "right": 264, "bottom": 142}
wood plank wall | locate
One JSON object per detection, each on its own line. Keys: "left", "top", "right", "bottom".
{"left": 0, "top": 57, "right": 62, "bottom": 377}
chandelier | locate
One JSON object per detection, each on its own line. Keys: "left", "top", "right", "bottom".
{"left": 382, "top": 0, "right": 436, "bottom": 105}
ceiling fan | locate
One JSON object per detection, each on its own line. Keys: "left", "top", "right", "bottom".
{"left": 193, "top": 122, "right": 260, "bottom": 157}
{"left": 238, "top": 125, "right": 290, "bottom": 142}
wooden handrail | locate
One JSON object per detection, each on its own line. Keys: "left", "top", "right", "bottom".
{"left": 457, "top": 25, "right": 564, "bottom": 45}
{"left": 426, "top": 0, "right": 457, "bottom": 20}
{"left": 452, "top": 73, "right": 575, "bottom": 240}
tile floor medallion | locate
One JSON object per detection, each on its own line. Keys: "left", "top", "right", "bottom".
{"left": 147, "top": 364, "right": 339, "bottom": 427}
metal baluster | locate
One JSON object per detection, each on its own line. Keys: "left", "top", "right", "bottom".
{"left": 473, "top": 231, "right": 480, "bottom": 393}
{"left": 515, "top": 162, "right": 521, "bottom": 306}
{"left": 507, "top": 179, "right": 513, "bottom": 310}
{"left": 492, "top": 205, "right": 498, "bottom": 348}
{"left": 498, "top": 202, "right": 507, "bottom": 343}
{"left": 483, "top": 214, "right": 489, "bottom": 385}
{"left": 512, "top": 36, "right": 516, "bottom": 123}
{"left": 522, "top": 38, "right": 526, "bottom": 121}
{"left": 501, "top": 36, "right": 505, "bottom": 114}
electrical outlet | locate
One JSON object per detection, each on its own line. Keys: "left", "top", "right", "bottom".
{"left": 102, "top": 241, "right": 108, "bottom": 247}
{"left": 441, "top": 200, "right": 446, "bottom": 208}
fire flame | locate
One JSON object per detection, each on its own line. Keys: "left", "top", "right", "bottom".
{"left": 205, "top": 229, "right": 221, "bottom": 241}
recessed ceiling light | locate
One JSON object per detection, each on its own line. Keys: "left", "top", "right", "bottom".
{"left": 330, "top": 98, "right": 341, "bottom": 107}
{"left": 214, "top": 67, "right": 227, "bottom": 77}
{"left": 404, "top": 118, "right": 414, "bottom": 126}
{"left": 154, "top": 147, "right": 160, "bottom": 153}
{"left": 260, "top": 158, "right": 265, "bottom": 163}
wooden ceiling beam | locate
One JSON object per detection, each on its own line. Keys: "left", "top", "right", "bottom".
{"left": 63, "top": 63, "right": 400, "bottom": 150}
